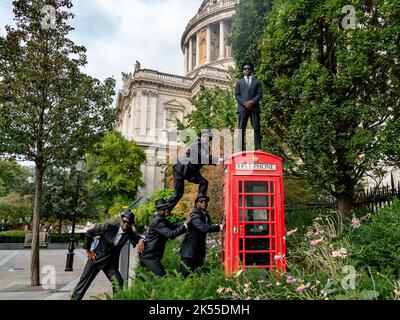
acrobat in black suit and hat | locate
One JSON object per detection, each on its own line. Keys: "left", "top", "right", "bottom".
{"left": 167, "top": 130, "right": 222, "bottom": 211}
{"left": 71, "top": 210, "right": 144, "bottom": 300}
{"left": 139, "top": 199, "right": 192, "bottom": 277}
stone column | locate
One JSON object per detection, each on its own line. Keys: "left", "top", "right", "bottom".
{"left": 206, "top": 25, "right": 211, "bottom": 64}
{"left": 140, "top": 91, "right": 148, "bottom": 136}
{"left": 124, "top": 107, "right": 129, "bottom": 139}
{"left": 183, "top": 45, "right": 188, "bottom": 74}
{"left": 196, "top": 32, "right": 200, "bottom": 67}
{"left": 149, "top": 91, "right": 158, "bottom": 137}
{"left": 135, "top": 91, "right": 141, "bottom": 136}
{"left": 129, "top": 94, "right": 136, "bottom": 139}
{"left": 219, "top": 20, "right": 225, "bottom": 60}
{"left": 188, "top": 38, "right": 193, "bottom": 72}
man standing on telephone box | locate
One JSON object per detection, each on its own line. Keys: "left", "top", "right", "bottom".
{"left": 235, "top": 62, "right": 263, "bottom": 151}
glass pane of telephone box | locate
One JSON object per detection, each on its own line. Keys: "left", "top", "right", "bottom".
{"left": 245, "top": 223, "right": 269, "bottom": 236}
{"left": 244, "top": 181, "right": 269, "bottom": 193}
{"left": 245, "top": 253, "right": 270, "bottom": 266}
{"left": 240, "top": 239, "right": 270, "bottom": 253}
{"left": 244, "top": 195, "right": 269, "bottom": 207}
{"left": 240, "top": 210, "right": 269, "bottom": 222}
{"left": 246, "top": 238, "right": 270, "bottom": 250}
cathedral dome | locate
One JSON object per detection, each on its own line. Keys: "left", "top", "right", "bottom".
{"left": 181, "top": 0, "right": 236, "bottom": 76}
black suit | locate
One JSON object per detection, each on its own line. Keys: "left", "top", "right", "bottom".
{"left": 71, "top": 223, "right": 142, "bottom": 300}
{"left": 180, "top": 207, "right": 220, "bottom": 277}
{"left": 235, "top": 77, "right": 263, "bottom": 150}
{"left": 139, "top": 213, "right": 187, "bottom": 276}
{"left": 167, "top": 140, "right": 218, "bottom": 211}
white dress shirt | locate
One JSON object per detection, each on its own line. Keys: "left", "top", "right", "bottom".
{"left": 113, "top": 226, "right": 125, "bottom": 246}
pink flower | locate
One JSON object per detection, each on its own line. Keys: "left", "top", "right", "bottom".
{"left": 307, "top": 249, "right": 315, "bottom": 256}
{"left": 233, "top": 269, "right": 243, "bottom": 278}
{"left": 286, "top": 228, "right": 298, "bottom": 236}
{"left": 351, "top": 217, "right": 361, "bottom": 229}
{"left": 296, "top": 282, "right": 311, "bottom": 293}
{"left": 331, "top": 248, "right": 348, "bottom": 259}
{"left": 274, "top": 253, "right": 285, "bottom": 261}
{"left": 310, "top": 237, "right": 324, "bottom": 246}
{"left": 286, "top": 275, "right": 297, "bottom": 284}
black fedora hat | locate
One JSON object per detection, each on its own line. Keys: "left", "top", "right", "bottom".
{"left": 121, "top": 210, "right": 135, "bottom": 224}
{"left": 194, "top": 194, "right": 210, "bottom": 204}
{"left": 155, "top": 199, "right": 169, "bottom": 210}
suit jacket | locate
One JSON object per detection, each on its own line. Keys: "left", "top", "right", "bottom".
{"left": 174, "top": 139, "right": 218, "bottom": 177}
{"left": 235, "top": 77, "right": 263, "bottom": 113}
{"left": 180, "top": 207, "right": 220, "bottom": 259}
{"left": 140, "top": 213, "right": 187, "bottom": 260}
{"left": 83, "top": 223, "right": 142, "bottom": 268}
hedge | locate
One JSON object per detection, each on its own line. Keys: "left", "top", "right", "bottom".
{"left": 0, "top": 231, "right": 86, "bottom": 243}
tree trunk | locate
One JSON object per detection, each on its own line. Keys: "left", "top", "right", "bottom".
{"left": 336, "top": 192, "right": 353, "bottom": 232}
{"left": 31, "top": 166, "right": 43, "bottom": 286}
{"left": 58, "top": 219, "right": 62, "bottom": 234}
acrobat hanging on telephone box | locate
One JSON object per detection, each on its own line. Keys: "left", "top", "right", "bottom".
{"left": 221, "top": 151, "right": 286, "bottom": 276}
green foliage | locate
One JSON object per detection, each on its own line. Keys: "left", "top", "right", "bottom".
{"left": 234, "top": 0, "right": 400, "bottom": 217}
{"left": 85, "top": 130, "right": 146, "bottom": 214}
{"left": 113, "top": 205, "right": 400, "bottom": 300}
{"left": 0, "top": 178, "right": 6, "bottom": 197}
{"left": 0, "top": 0, "right": 116, "bottom": 167}
{"left": 0, "top": 0, "right": 116, "bottom": 284}
{"left": 113, "top": 235, "right": 230, "bottom": 300}
{"left": 0, "top": 160, "right": 31, "bottom": 195}
{"left": 229, "top": 0, "right": 274, "bottom": 75}
{"left": 350, "top": 199, "right": 400, "bottom": 271}
{"left": 41, "top": 165, "right": 101, "bottom": 226}
{"left": 133, "top": 189, "right": 174, "bottom": 232}
{"left": 179, "top": 86, "right": 236, "bottom": 133}
{"left": 0, "top": 192, "right": 33, "bottom": 225}
{"left": 0, "top": 230, "right": 25, "bottom": 243}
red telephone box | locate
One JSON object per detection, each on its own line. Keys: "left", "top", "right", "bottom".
{"left": 221, "top": 151, "right": 286, "bottom": 276}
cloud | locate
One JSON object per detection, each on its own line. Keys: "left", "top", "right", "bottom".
{"left": 69, "top": 0, "right": 200, "bottom": 95}
{"left": 1, "top": 0, "right": 201, "bottom": 99}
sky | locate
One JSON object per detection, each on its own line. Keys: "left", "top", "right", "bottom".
{"left": 0, "top": 0, "right": 201, "bottom": 94}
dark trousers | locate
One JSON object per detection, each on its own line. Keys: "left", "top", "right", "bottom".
{"left": 179, "top": 256, "right": 204, "bottom": 278}
{"left": 139, "top": 256, "right": 166, "bottom": 277}
{"left": 71, "top": 260, "right": 123, "bottom": 300}
{"left": 238, "top": 111, "right": 261, "bottom": 151}
{"left": 167, "top": 169, "right": 208, "bottom": 211}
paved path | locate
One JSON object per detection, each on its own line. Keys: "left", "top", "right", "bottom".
{"left": 0, "top": 248, "right": 138, "bottom": 300}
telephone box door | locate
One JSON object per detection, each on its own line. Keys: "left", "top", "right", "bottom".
{"left": 232, "top": 176, "right": 283, "bottom": 270}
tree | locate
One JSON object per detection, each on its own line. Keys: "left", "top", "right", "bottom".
{"left": 0, "top": 0, "right": 116, "bottom": 285}
{"left": 179, "top": 86, "right": 237, "bottom": 133}
{"left": 229, "top": 0, "right": 274, "bottom": 75}
{"left": 0, "top": 192, "right": 33, "bottom": 225}
{"left": 0, "top": 159, "right": 32, "bottom": 195}
{"left": 243, "top": 0, "right": 400, "bottom": 225}
{"left": 84, "top": 131, "right": 146, "bottom": 215}
{"left": 41, "top": 166, "right": 100, "bottom": 233}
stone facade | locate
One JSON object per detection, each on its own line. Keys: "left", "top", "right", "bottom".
{"left": 115, "top": 0, "right": 237, "bottom": 199}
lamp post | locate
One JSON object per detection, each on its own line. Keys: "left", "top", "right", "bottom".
{"left": 65, "top": 157, "right": 85, "bottom": 272}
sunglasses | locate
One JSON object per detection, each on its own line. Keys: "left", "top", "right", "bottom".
{"left": 198, "top": 200, "right": 209, "bottom": 203}
{"left": 243, "top": 68, "right": 251, "bottom": 70}
{"left": 122, "top": 219, "right": 132, "bottom": 225}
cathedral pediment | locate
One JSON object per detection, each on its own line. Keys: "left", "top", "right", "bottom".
{"left": 163, "top": 99, "right": 186, "bottom": 111}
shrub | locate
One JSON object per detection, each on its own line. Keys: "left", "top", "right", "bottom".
{"left": 113, "top": 234, "right": 230, "bottom": 300}
{"left": 0, "top": 230, "right": 25, "bottom": 243}
{"left": 350, "top": 199, "right": 400, "bottom": 272}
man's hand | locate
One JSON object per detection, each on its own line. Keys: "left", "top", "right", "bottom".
{"left": 245, "top": 100, "right": 254, "bottom": 110}
{"left": 186, "top": 212, "right": 195, "bottom": 224}
{"left": 136, "top": 239, "right": 145, "bottom": 253}
{"left": 86, "top": 250, "right": 97, "bottom": 263}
